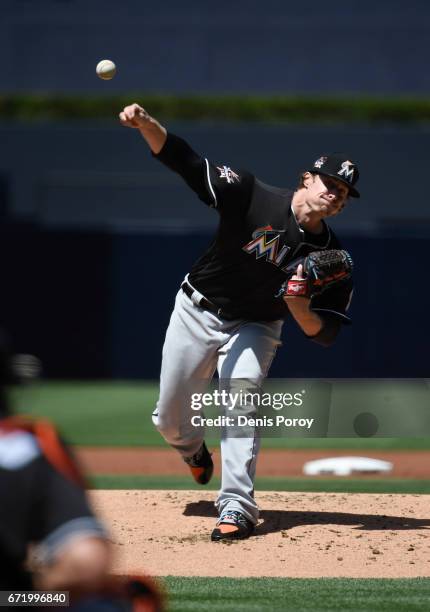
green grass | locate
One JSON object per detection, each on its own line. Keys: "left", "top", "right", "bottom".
{"left": 11, "top": 381, "right": 163, "bottom": 446}
{"left": 260, "top": 438, "right": 430, "bottom": 450}
{"left": 10, "top": 381, "right": 430, "bottom": 449}
{"left": 161, "top": 577, "right": 430, "bottom": 612}
{"left": 2, "top": 94, "right": 430, "bottom": 123}
{"left": 89, "top": 475, "right": 430, "bottom": 494}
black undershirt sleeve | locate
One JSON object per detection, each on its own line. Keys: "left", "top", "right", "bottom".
{"left": 153, "top": 132, "right": 210, "bottom": 203}
{"left": 306, "top": 312, "right": 343, "bottom": 347}
{"left": 306, "top": 280, "right": 353, "bottom": 346}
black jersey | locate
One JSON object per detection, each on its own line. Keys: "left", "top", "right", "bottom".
{"left": 0, "top": 419, "right": 106, "bottom": 589}
{"left": 155, "top": 133, "right": 353, "bottom": 342}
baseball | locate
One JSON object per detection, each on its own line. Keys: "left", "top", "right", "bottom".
{"left": 96, "top": 59, "right": 116, "bottom": 80}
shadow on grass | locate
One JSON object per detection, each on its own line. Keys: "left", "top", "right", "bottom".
{"left": 183, "top": 500, "right": 430, "bottom": 536}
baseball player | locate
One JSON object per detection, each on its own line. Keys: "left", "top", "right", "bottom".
{"left": 0, "top": 334, "right": 110, "bottom": 593}
{"left": 119, "top": 103, "right": 359, "bottom": 541}
{"left": 0, "top": 332, "right": 163, "bottom": 611}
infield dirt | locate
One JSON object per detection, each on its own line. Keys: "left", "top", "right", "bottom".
{"left": 90, "top": 490, "right": 430, "bottom": 578}
{"left": 77, "top": 448, "right": 430, "bottom": 478}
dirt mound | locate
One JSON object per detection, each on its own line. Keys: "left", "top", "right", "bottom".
{"left": 90, "top": 490, "right": 430, "bottom": 578}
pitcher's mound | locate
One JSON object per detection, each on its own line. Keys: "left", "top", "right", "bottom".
{"left": 90, "top": 490, "right": 430, "bottom": 578}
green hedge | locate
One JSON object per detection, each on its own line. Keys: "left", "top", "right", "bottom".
{"left": 1, "top": 95, "right": 430, "bottom": 122}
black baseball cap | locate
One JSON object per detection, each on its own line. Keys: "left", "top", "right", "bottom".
{"left": 308, "top": 153, "right": 360, "bottom": 198}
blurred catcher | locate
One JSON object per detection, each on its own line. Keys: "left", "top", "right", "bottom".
{"left": 119, "top": 103, "right": 359, "bottom": 541}
{"left": 0, "top": 331, "right": 163, "bottom": 611}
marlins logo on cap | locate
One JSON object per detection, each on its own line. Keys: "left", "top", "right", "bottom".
{"left": 309, "top": 153, "right": 360, "bottom": 198}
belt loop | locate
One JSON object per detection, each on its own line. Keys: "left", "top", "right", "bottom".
{"left": 190, "top": 288, "right": 206, "bottom": 307}
{"left": 181, "top": 280, "right": 227, "bottom": 319}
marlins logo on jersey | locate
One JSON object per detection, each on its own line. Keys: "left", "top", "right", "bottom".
{"left": 242, "top": 225, "right": 291, "bottom": 267}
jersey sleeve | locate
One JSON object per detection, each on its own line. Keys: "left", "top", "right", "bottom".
{"left": 153, "top": 132, "right": 254, "bottom": 214}
{"left": 30, "top": 451, "right": 107, "bottom": 563}
{"left": 0, "top": 429, "right": 107, "bottom": 574}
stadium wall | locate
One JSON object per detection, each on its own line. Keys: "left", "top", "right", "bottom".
{"left": 2, "top": 0, "right": 429, "bottom": 95}
{"left": 1, "top": 225, "right": 427, "bottom": 379}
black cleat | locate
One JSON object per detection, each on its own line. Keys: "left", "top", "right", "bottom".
{"left": 211, "top": 510, "right": 254, "bottom": 541}
{"left": 183, "top": 442, "right": 214, "bottom": 485}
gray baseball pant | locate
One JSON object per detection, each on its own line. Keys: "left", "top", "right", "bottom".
{"left": 152, "top": 283, "right": 283, "bottom": 524}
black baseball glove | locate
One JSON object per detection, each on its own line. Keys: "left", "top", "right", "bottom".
{"left": 284, "top": 249, "right": 353, "bottom": 298}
